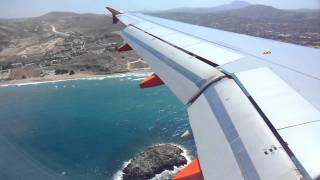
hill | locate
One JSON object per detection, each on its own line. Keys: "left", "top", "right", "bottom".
{"left": 160, "top": 1, "right": 251, "bottom": 13}
{"left": 0, "top": 12, "right": 140, "bottom": 81}
{"left": 1, "top": 2, "right": 319, "bottom": 82}
{"left": 150, "top": 4, "right": 320, "bottom": 48}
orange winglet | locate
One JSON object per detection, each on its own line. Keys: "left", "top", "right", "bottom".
{"left": 117, "top": 43, "right": 132, "bottom": 52}
{"left": 139, "top": 74, "right": 164, "bottom": 88}
{"left": 106, "top": 7, "right": 122, "bottom": 24}
{"left": 173, "top": 159, "right": 204, "bottom": 180}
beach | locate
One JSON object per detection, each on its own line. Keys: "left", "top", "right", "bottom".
{"left": 0, "top": 68, "right": 151, "bottom": 88}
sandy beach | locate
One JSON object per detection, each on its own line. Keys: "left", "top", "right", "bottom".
{"left": 0, "top": 73, "right": 107, "bottom": 87}
{"left": 0, "top": 69, "right": 151, "bottom": 88}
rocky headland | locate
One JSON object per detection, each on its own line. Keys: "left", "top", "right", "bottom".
{"left": 122, "top": 144, "right": 188, "bottom": 180}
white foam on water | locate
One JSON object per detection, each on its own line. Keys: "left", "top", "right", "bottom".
{"left": 132, "top": 78, "right": 146, "bottom": 81}
{"left": 113, "top": 160, "right": 131, "bottom": 180}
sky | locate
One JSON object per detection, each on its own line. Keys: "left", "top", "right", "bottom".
{"left": 0, "top": 0, "right": 319, "bottom": 19}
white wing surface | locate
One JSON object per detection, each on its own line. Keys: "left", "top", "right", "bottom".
{"left": 107, "top": 7, "right": 320, "bottom": 180}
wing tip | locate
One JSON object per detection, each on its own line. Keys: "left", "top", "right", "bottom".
{"left": 106, "top": 7, "right": 122, "bottom": 15}
{"left": 105, "top": 7, "right": 122, "bottom": 24}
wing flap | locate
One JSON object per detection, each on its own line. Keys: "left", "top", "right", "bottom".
{"left": 234, "top": 67, "right": 320, "bottom": 177}
{"left": 188, "top": 77, "right": 301, "bottom": 180}
{"left": 279, "top": 123, "right": 320, "bottom": 178}
{"left": 234, "top": 68, "right": 320, "bottom": 129}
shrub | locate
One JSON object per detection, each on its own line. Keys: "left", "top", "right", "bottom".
{"left": 55, "top": 69, "right": 69, "bottom": 75}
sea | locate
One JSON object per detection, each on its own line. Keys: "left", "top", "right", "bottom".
{"left": 0, "top": 71, "right": 196, "bottom": 180}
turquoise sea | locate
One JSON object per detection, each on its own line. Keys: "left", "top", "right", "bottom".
{"left": 0, "top": 72, "right": 195, "bottom": 180}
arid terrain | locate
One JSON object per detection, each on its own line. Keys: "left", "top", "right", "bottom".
{"left": 0, "top": 12, "right": 147, "bottom": 83}
{"left": 152, "top": 3, "right": 320, "bottom": 48}
{"left": 0, "top": 1, "right": 319, "bottom": 84}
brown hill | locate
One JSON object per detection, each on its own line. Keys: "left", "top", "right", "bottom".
{"left": 151, "top": 5, "right": 320, "bottom": 48}
{"left": 0, "top": 12, "right": 139, "bottom": 80}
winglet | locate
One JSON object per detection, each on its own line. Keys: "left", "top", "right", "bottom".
{"left": 106, "top": 7, "right": 122, "bottom": 24}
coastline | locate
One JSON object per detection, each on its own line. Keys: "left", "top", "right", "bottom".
{"left": 0, "top": 69, "right": 151, "bottom": 88}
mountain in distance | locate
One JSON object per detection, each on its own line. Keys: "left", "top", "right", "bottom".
{"left": 290, "top": 8, "right": 320, "bottom": 13}
{"left": 159, "top": 1, "right": 251, "bottom": 14}
{"left": 156, "top": 0, "right": 319, "bottom": 14}
{"left": 150, "top": 3, "right": 320, "bottom": 48}
{"left": 212, "top": 4, "right": 298, "bottom": 20}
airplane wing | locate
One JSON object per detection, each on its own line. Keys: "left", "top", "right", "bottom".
{"left": 107, "top": 7, "right": 320, "bottom": 180}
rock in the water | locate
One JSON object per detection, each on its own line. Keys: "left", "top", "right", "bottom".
{"left": 122, "top": 144, "right": 187, "bottom": 180}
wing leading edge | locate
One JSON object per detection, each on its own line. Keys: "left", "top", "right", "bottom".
{"left": 107, "top": 7, "right": 319, "bottom": 179}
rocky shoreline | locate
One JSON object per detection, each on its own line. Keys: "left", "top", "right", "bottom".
{"left": 121, "top": 144, "right": 188, "bottom": 180}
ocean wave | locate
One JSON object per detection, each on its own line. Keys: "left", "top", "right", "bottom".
{"left": 112, "top": 143, "right": 192, "bottom": 180}
{"left": 112, "top": 160, "right": 131, "bottom": 180}
{"left": 132, "top": 77, "right": 146, "bottom": 81}
{"left": 0, "top": 77, "right": 104, "bottom": 87}
{"left": 0, "top": 79, "right": 70, "bottom": 87}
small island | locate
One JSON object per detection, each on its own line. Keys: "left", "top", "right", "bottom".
{"left": 122, "top": 144, "right": 188, "bottom": 180}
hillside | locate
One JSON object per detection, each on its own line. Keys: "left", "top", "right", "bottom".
{"left": 151, "top": 5, "right": 320, "bottom": 48}
{"left": 160, "top": 1, "right": 251, "bottom": 13}
{"left": 0, "top": 12, "right": 141, "bottom": 81}
{"left": 1, "top": 2, "right": 319, "bottom": 82}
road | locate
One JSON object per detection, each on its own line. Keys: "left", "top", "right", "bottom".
{"left": 50, "top": 25, "right": 69, "bottom": 37}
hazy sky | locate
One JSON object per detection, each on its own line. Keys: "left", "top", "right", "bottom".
{"left": 0, "top": 0, "right": 319, "bottom": 19}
